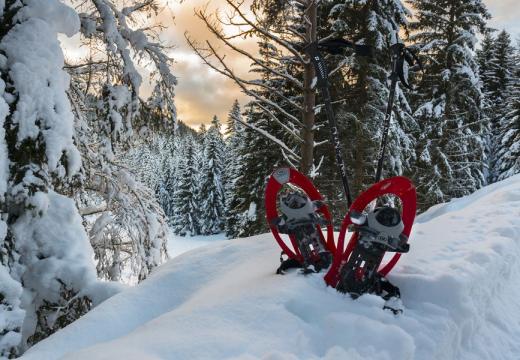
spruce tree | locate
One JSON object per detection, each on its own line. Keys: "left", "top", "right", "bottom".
{"left": 224, "top": 102, "right": 246, "bottom": 237}
{"left": 171, "top": 137, "right": 200, "bottom": 236}
{"left": 477, "top": 31, "right": 497, "bottom": 182}
{"left": 407, "top": 0, "right": 490, "bottom": 210}
{"left": 495, "top": 45, "right": 520, "bottom": 180}
{"left": 485, "top": 30, "right": 515, "bottom": 182}
{"left": 319, "top": 0, "right": 417, "bottom": 197}
{"left": 226, "top": 100, "right": 241, "bottom": 136}
{"left": 199, "top": 116, "right": 226, "bottom": 235}
{"left": 227, "top": 106, "right": 279, "bottom": 238}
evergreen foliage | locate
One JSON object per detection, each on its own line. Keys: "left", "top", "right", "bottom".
{"left": 495, "top": 44, "right": 520, "bottom": 180}
{"left": 171, "top": 136, "right": 201, "bottom": 236}
{"left": 477, "top": 30, "right": 516, "bottom": 182}
{"left": 199, "top": 117, "right": 226, "bottom": 235}
{"left": 227, "top": 107, "right": 277, "bottom": 237}
{"left": 407, "top": 0, "right": 490, "bottom": 210}
{"left": 224, "top": 102, "right": 246, "bottom": 238}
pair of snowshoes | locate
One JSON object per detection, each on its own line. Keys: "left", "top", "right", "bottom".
{"left": 265, "top": 167, "right": 417, "bottom": 314}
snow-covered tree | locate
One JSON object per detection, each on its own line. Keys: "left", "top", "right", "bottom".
{"left": 495, "top": 45, "right": 520, "bottom": 181}
{"left": 199, "top": 116, "right": 226, "bottom": 235}
{"left": 226, "top": 107, "right": 279, "bottom": 238}
{"left": 407, "top": 0, "right": 490, "bottom": 210}
{"left": 477, "top": 31, "right": 497, "bottom": 181}
{"left": 322, "top": 0, "right": 417, "bottom": 194}
{"left": 0, "top": 0, "right": 102, "bottom": 353}
{"left": 225, "top": 100, "right": 241, "bottom": 136}
{"left": 477, "top": 30, "right": 515, "bottom": 182}
{"left": 171, "top": 136, "right": 201, "bottom": 236}
{"left": 224, "top": 102, "right": 246, "bottom": 237}
{"left": 66, "top": 0, "right": 175, "bottom": 282}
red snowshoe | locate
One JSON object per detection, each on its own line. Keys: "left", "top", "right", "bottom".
{"left": 324, "top": 176, "right": 416, "bottom": 301}
{"left": 265, "top": 168, "right": 335, "bottom": 274}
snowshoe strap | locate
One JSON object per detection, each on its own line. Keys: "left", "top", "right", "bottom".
{"left": 276, "top": 251, "right": 303, "bottom": 274}
{"left": 376, "top": 275, "right": 401, "bottom": 300}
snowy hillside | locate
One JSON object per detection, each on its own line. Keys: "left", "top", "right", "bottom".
{"left": 22, "top": 176, "right": 520, "bottom": 360}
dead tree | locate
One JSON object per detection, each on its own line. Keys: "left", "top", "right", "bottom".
{"left": 186, "top": 0, "right": 320, "bottom": 176}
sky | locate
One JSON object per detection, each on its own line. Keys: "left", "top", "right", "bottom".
{"left": 63, "top": 1, "right": 520, "bottom": 130}
{"left": 157, "top": 0, "right": 256, "bottom": 129}
{"left": 164, "top": 0, "right": 520, "bottom": 129}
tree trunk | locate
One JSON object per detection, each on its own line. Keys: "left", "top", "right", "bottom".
{"left": 300, "top": 0, "right": 317, "bottom": 176}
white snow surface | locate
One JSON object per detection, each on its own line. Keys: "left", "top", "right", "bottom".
{"left": 167, "top": 233, "right": 228, "bottom": 259}
{"left": 0, "top": 0, "right": 82, "bottom": 176}
{"left": 22, "top": 175, "right": 520, "bottom": 360}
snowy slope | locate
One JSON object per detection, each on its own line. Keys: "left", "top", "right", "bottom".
{"left": 22, "top": 175, "right": 520, "bottom": 360}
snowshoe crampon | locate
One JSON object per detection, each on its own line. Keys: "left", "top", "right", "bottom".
{"left": 265, "top": 168, "right": 335, "bottom": 274}
{"left": 324, "top": 176, "right": 416, "bottom": 297}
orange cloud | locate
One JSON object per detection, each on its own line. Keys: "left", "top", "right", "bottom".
{"left": 159, "top": 0, "right": 258, "bottom": 129}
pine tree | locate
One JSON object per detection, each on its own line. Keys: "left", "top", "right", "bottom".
{"left": 227, "top": 106, "right": 281, "bottom": 238}
{"left": 407, "top": 0, "right": 490, "bottom": 210}
{"left": 199, "top": 116, "right": 226, "bottom": 235}
{"left": 158, "top": 143, "right": 177, "bottom": 222}
{"left": 319, "top": 0, "right": 417, "bottom": 197}
{"left": 495, "top": 45, "right": 520, "bottom": 180}
{"left": 224, "top": 102, "right": 246, "bottom": 237}
{"left": 226, "top": 100, "right": 241, "bottom": 136}
{"left": 171, "top": 137, "right": 201, "bottom": 236}
{"left": 481, "top": 30, "right": 515, "bottom": 182}
{"left": 477, "top": 31, "right": 497, "bottom": 182}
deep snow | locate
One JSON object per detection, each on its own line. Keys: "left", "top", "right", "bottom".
{"left": 166, "top": 233, "right": 228, "bottom": 259}
{"left": 21, "top": 175, "right": 520, "bottom": 360}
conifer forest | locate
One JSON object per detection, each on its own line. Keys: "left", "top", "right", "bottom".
{"left": 0, "top": 0, "right": 518, "bottom": 358}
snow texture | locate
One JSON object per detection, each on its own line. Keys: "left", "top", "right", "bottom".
{"left": 0, "top": 263, "right": 24, "bottom": 356}
{"left": 21, "top": 175, "right": 520, "bottom": 360}
{"left": 167, "top": 233, "right": 228, "bottom": 259}
{"left": 1, "top": 0, "right": 82, "bottom": 176}
{"left": 12, "top": 191, "right": 97, "bottom": 306}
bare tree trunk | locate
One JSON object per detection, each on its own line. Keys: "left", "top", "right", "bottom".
{"left": 300, "top": 0, "right": 317, "bottom": 175}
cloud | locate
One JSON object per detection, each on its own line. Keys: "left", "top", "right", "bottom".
{"left": 64, "top": 1, "right": 520, "bottom": 130}
{"left": 165, "top": 0, "right": 520, "bottom": 129}
{"left": 173, "top": 50, "right": 245, "bottom": 127}
{"left": 155, "top": 0, "right": 260, "bottom": 128}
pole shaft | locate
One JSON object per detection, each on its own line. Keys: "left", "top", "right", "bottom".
{"left": 375, "top": 48, "right": 400, "bottom": 183}
{"left": 321, "top": 86, "right": 353, "bottom": 207}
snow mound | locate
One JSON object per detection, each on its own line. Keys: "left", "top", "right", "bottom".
{"left": 22, "top": 175, "right": 520, "bottom": 360}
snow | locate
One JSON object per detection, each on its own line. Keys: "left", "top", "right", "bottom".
{"left": 0, "top": 0, "right": 82, "bottom": 175}
{"left": 16, "top": 0, "right": 80, "bottom": 37}
{"left": 12, "top": 191, "right": 98, "bottom": 303}
{"left": 21, "top": 175, "right": 520, "bottom": 360}
{"left": 167, "top": 233, "right": 228, "bottom": 259}
{"left": 0, "top": 265, "right": 24, "bottom": 355}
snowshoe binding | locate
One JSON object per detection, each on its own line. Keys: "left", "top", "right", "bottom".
{"left": 272, "top": 192, "right": 332, "bottom": 273}
{"left": 336, "top": 206, "right": 409, "bottom": 296}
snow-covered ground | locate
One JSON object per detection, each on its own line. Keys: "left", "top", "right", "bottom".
{"left": 167, "top": 233, "right": 228, "bottom": 259}
{"left": 22, "top": 175, "right": 520, "bottom": 360}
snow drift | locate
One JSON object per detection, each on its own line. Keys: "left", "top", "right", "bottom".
{"left": 22, "top": 175, "right": 520, "bottom": 360}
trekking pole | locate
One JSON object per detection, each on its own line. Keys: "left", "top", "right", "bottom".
{"left": 375, "top": 40, "right": 422, "bottom": 183}
{"left": 375, "top": 43, "right": 403, "bottom": 183}
{"left": 306, "top": 40, "right": 371, "bottom": 207}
